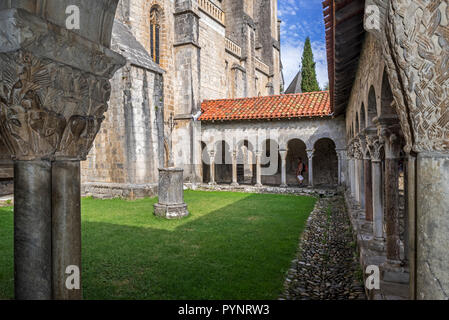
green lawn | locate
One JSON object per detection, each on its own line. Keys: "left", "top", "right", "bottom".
{"left": 0, "top": 190, "right": 315, "bottom": 299}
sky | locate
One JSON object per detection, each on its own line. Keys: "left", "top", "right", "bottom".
{"left": 278, "top": 0, "right": 328, "bottom": 90}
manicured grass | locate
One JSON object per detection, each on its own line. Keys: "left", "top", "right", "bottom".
{"left": 0, "top": 190, "right": 316, "bottom": 299}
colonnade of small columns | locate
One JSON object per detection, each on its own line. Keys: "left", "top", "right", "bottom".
{"left": 347, "top": 116, "right": 406, "bottom": 266}
{"left": 204, "top": 144, "right": 345, "bottom": 188}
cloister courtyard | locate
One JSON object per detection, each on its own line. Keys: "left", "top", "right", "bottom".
{"left": 1, "top": 190, "right": 320, "bottom": 300}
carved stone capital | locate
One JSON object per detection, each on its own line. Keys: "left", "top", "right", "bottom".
{"left": 0, "top": 10, "right": 125, "bottom": 161}
{"left": 353, "top": 138, "right": 364, "bottom": 160}
{"left": 347, "top": 140, "right": 354, "bottom": 158}
{"left": 306, "top": 149, "right": 314, "bottom": 159}
{"left": 366, "top": 135, "right": 384, "bottom": 162}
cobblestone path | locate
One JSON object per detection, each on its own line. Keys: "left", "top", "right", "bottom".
{"left": 280, "top": 195, "right": 366, "bottom": 300}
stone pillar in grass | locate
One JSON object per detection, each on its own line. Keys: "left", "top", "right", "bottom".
{"left": 154, "top": 168, "right": 189, "bottom": 219}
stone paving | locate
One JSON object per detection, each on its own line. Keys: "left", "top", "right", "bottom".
{"left": 280, "top": 195, "right": 366, "bottom": 300}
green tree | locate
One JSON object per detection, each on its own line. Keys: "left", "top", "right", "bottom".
{"left": 300, "top": 37, "right": 320, "bottom": 92}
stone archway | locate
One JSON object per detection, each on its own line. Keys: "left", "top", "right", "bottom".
{"left": 313, "top": 138, "right": 338, "bottom": 186}
{"left": 286, "top": 139, "right": 307, "bottom": 186}
{"left": 236, "top": 139, "right": 255, "bottom": 184}
{"left": 260, "top": 139, "right": 280, "bottom": 185}
{"left": 215, "top": 140, "right": 232, "bottom": 184}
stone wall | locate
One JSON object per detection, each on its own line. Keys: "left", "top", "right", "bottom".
{"left": 83, "top": 0, "right": 285, "bottom": 194}
{"left": 81, "top": 63, "right": 162, "bottom": 186}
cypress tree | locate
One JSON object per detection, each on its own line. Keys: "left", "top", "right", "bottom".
{"left": 300, "top": 37, "right": 320, "bottom": 92}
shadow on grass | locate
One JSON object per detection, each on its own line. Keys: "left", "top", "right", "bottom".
{"left": 0, "top": 191, "right": 316, "bottom": 300}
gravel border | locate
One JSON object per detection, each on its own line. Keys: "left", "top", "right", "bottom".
{"left": 279, "top": 195, "right": 366, "bottom": 300}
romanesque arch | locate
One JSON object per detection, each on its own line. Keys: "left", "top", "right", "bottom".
{"left": 380, "top": 70, "right": 396, "bottom": 116}
{"left": 286, "top": 139, "right": 307, "bottom": 185}
{"left": 313, "top": 138, "right": 338, "bottom": 186}
{"left": 367, "top": 86, "right": 377, "bottom": 127}
{"left": 215, "top": 140, "right": 232, "bottom": 183}
{"left": 360, "top": 103, "right": 366, "bottom": 131}
{"left": 261, "top": 138, "right": 280, "bottom": 185}
{"left": 236, "top": 139, "right": 255, "bottom": 184}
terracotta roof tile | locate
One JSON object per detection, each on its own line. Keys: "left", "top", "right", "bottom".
{"left": 199, "top": 91, "right": 331, "bottom": 121}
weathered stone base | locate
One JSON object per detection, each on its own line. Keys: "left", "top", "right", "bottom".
{"left": 153, "top": 203, "right": 189, "bottom": 219}
{"left": 345, "top": 190, "right": 410, "bottom": 300}
{"left": 81, "top": 182, "right": 158, "bottom": 199}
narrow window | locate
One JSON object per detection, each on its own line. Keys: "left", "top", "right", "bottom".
{"left": 150, "top": 8, "right": 160, "bottom": 64}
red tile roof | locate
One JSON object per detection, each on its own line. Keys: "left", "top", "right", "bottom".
{"left": 199, "top": 91, "right": 331, "bottom": 121}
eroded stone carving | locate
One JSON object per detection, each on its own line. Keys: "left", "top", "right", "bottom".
{"left": 0, "top": 51, "right": 112, "bottom": 160}
{"left": 353, "top": 138, "right": 364, "bottom": 160}
{"left": 382, "top": 0, "right": 449, "bottom": 152}
{"left": 366, "top": 135, "right": 384, "bottom": 162}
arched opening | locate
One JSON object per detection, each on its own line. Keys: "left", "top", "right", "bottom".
{"left": 201, "top": 142, "right": 209, "bottom": 183}
{"left": 286, "top": 139, "right": 307, "bottom": 186}
{"left": 313, "top": 138, "right": 338, "bottom": 186}
{"left": 380, "top": 70, "right": 396, "bottom": 116}
{"left": 360, "top": 103, "right": 366, "bottom": 131}
{"left": 236, "top": 140, "right": 254, "bottom": 184}
{"left": 150, "top": 7, "right": 161, "bottom": 64}
{"left": 355, "top": 112, "right": 359, "bottom": 135}
{"left": 260, "top": 139, "right": 280, "bottom": 185}
{"left": 367, "top": 86, "right": 377, "bottom": 126}
{"left": 215, "top": 140, "right": 232, "bottom": 184}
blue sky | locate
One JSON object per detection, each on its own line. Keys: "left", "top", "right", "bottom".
{"left": 279, "top": 0, "right": 328, "bottom": 90}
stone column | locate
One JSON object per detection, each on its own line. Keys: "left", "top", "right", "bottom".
{"left": 52, "top": 161, "right": 82, "bottom": 300}
{"left": 407, "top": 153, "right": 417, "bottom": 300}
{"left": 364, "top": 156, "right": 373, "bottom": 221}
{"left": 0, "top": 3, "right": 124, "bottom": 300}
{"left": 279, "top": 150, "right": 288, "bottom": 187}
{"left": 231, "top": 150, "right": 238, "bottom": 186}
{"left": 336, "top": 150, "right": 343, "bottom": 185}
{"left": 208, "top": 151, "right": 216, "bottom": 185}
{"left": 353, "top": 139, "right": 363, "bottom": 205}
{"left": 349, "top": 157, "right": 355, "bottom": 196}
{"left": 154, "top": 168, "right": 189, "bottom": 219}
{"left": 14, "top": 160, "right": 52, "bottom": 300}
{"left": 367, "top": 135, "right": 385, "bottom": 248}
{"left": 255, "top": 151, "right": 263, "bottom": 187}
{"left": 374, "top": 0, "right": 449, "bottom": 299}
{"left": 381, "top": 128, "right": 402, "bottom": 265}
{"left": 415, "top": 152, "right": 449, "bottom": 300}
{"left": 306, "top": 150, "right": 314, "bottom": 187}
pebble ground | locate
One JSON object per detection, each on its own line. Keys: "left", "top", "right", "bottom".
{"left": 280, "top": 195, "right": 366, "bottom": 300}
